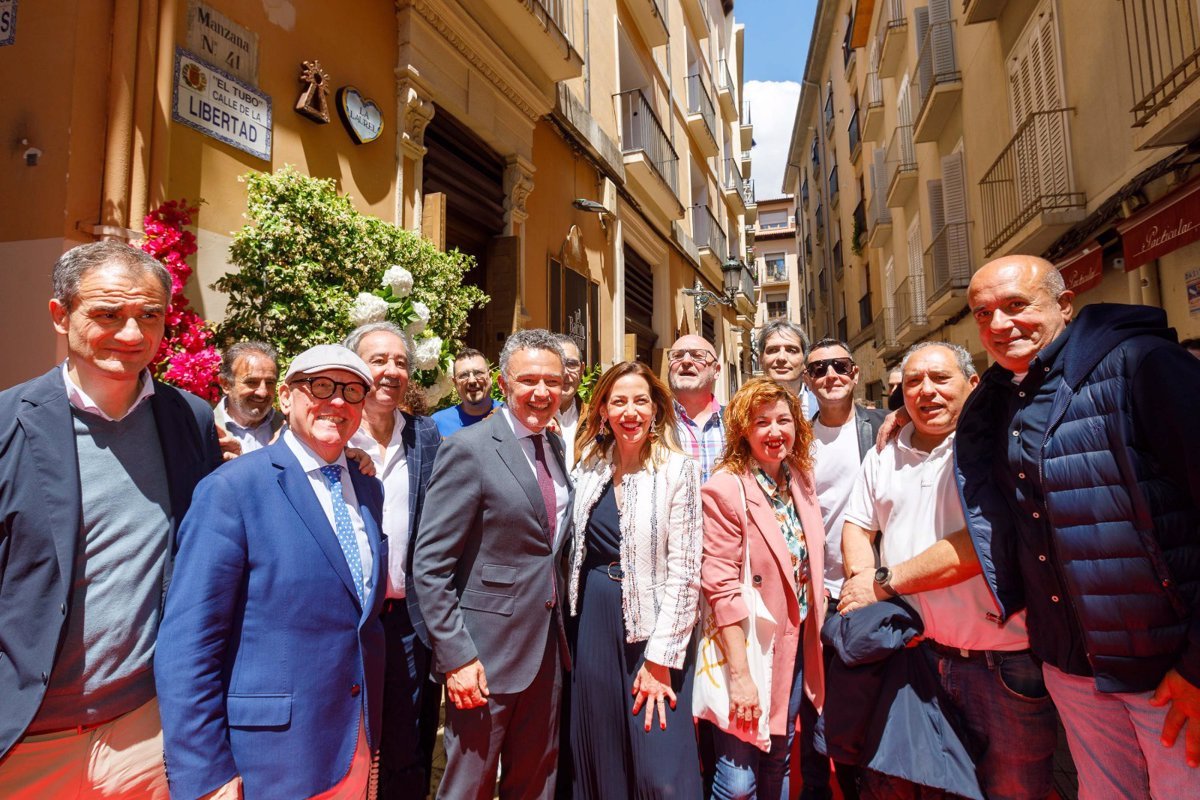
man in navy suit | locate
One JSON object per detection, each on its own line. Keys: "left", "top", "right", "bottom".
{"left": 156, "top": 344, "right": 388, "bottom": 800}
{"left": 344, "top": 321, "right": 442, "bottom": 798}
{"left": 0, "top": 240, "right": 221, "bottom": 798}
{"left": 413, "top": 329, "right": 573, "bottom": 800}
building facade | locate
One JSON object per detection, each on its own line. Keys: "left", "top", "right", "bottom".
{"left": 749, "top": 195, "right": 808, "bottom": 372}
{"left": 0, "top": 0, "right": 757, "bottom": 396}
{"left": 787, "top": 0, "right": 1200, "bottom": 404}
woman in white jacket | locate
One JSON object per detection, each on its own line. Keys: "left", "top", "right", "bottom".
{"left": 566, "top": 360, "right": 703, "bottom": 798}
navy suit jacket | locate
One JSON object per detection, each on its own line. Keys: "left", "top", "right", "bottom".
{"left": 0, "top": 366, "right": 220, "bottom": 760}
{"left": 155, "top": 440, "right": 387, "bottom": 800}
{"left": 399, "top": 411, "right": 441, "bottom": 647}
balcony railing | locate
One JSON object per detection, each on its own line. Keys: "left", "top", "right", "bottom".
{"left": 980, "top": 108, "right": 1084, "bottom": 255}
{"left": 718, "top": 58, "right": 736, "bottom": 106}
{"left": 886, "top": 124, "right": 917, "bottom": 194}
{"left": 742, "top": 179, "right": 756, "bottom": 207}
{"left": 530, "top": 0, "right": 575, "bottom": 46}
{"left": 692, "top": 204, "right": 728, "bottom": 262}
{"left": 1125, "top": 0, "right": 1200, "bottom": 126}
{"left": 724, "top": 158, "right": 747, "bottom": 198}
{"left": 914, "top": 20, "right": 960, "bottom": 122}
{"left": 866, "top": 69, "right": 883, "bottom": 109}
{"left": 616, "top": 88, "right": 679, "bottom": 196}
{"left": 848, "top": 108, "right": 861, "bottom": 159}
{"left": 824, "top": 91, "right": 836, "bottom": 133}
{"left": 925, "top": 221, "right": 972, "bottom": 303}
{"left": 686, "top": 73, "right": 717, "bottom": 140}
{"left": 874, "top": 305, "right": 900, "bottom": 348}
{"left": 829, "top": 165, "right": 840, "bottom": 206}
{"left": 895, "top": 275, "right": 927, "bottom": 329}
{"left": 867, "top": 190, "right": 892, "bottom": 233}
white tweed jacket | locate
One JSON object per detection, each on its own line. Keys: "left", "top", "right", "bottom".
{"left": 567, "top": 448, "right": 703, "bottom": 669}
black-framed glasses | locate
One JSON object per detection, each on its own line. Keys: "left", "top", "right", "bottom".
{"left": 805, "top": 358, "right": 855, "bottom": 378}
{"left": 290, "top": 377, "right": 369, "bottom": 404}
{"left": 668, "top": 348, "right": 716, "bottom": 365}
{"left": 455, "top": 370, "right": 489, "bottom": 381}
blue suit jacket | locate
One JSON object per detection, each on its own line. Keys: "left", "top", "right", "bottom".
{"left": 0, "top": 366, "right": 220, "bottom": 760}
{"left": 155, "top": 440, "right": 387, "bottom": 800}
{"left": 399, "top": 411, "right": 441, "bottom": 647}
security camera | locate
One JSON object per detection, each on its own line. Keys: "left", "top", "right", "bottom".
{"left": 24, "top": 146, "right": 41, "bottom": 166}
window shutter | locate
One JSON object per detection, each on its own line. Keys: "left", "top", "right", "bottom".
{"left": 940, "top": 151, "right": 970, "bottom": 285}
{"left": 930, "top": 0, "right": 955, "bottom": 79}
{"left": 884, "top": 256, "right": 897, "bottom": 341}
{"left": 914, "top": 6, "right": 932, "bottom": 106}
{"left": 907, "top": 217, "right": 927, "bottom": 322}
{"left": 927, "top": 179, "right": 947, "bottom": 297}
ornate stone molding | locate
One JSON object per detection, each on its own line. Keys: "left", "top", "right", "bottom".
{"left": 397, "top": 74, "right": 435, "bottom": 159}
{"left": 503, "top": 155, "right": 536, "bottom": 229}
{"left": 411, "top": 0, "right": 544, "bottom": 121}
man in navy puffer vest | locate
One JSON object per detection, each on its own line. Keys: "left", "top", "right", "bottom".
{"left": 956, "top": 254, "right": 1200, "bottom": 797}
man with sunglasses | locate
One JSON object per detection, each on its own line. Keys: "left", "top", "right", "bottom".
{"left": 796, "top": 339, "right": 884, "bottom": 800}
{"left": 666, "top": 334, "right": 724, "bottom": 482}
{"left": 157, "top": 344, "right": 388, "bottom": 800}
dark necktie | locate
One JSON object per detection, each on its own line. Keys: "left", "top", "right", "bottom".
{"left": 529, "top": 434, "right": 558, "bottom": 546}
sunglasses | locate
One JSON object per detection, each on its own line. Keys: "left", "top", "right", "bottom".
{"left": 290, "top": 377, "right": 370, "bottom": 404}
{"left": 805, "top": 358, "right": 855, "bottom": 378}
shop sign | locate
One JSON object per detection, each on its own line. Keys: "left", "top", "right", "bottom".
{"left": 186, "top": 0, "right": 257, "bottom": 84}
{"left": 0, "top": 1, "right": 17, "bottom": 47}
{"left": 1187, "top": 269, "right": 1200, "bottom": 316}
{"left": 337, "top": 87, "right": 384, "bottom": 144}
{"left": 1056, "top": 244, "right": 1103, "bottom": 296}
{"left": 172, "top": 48, "right": 271, "bottom": 161}
{"left": 1118, "top": 179, "right": 1200, "bottom": 270}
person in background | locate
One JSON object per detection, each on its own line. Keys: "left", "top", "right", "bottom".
{"left": 554, "top": 334, "right": 584, "bottom": 468}
{"left": 757, "top": 320, "right": 816, "bottom": 418}
{"left": 566, "top": 360, "right": 703, "bottom": 798}
{"left": 701, "top": 377, "right": 826, "bottom": 800}
{"left": 884, "top": 366, "right": 903, "bottom": 411}
{"left": 214, "top": 340, "right": 282, "bottom": 454}
{"left": 156, "top": 344, "right": 386, "bottom": 799}
{"left": 431, "top": 347, "right": 501, "bottom": 437}
{"left": 667, "top": 333, "right": 725, "bottom": 482}
{"left": 345, "top": 322, "right": 442, "bottom": 799}
{"left": 0, "top": 241, "right": 221, "bottom": 799}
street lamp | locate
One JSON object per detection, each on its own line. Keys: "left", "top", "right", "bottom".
{"left": 682, "top": 257, "right": 745, "bottom": 331}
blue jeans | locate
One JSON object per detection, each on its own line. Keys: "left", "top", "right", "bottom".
{"left": 1043, "top": 662, "right": 1200, "bottom": 799}
{"left": 710, "top": 640, "right": 808, "bottom": 800}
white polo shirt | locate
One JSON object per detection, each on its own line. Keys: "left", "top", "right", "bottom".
{"left": 844, "top": 426, "right": 1030, "bottom": 651}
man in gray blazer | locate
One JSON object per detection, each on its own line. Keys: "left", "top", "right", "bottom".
{"left": 413, "top": 329, "right": 573, "bottom": 800}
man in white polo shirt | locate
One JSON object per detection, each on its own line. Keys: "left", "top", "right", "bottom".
{"left": 837, "top": 342, "right": 1057, "bottom": 800}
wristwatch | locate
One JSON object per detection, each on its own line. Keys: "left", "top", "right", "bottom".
{"left": 874, "top": 566, "right": 899, "bottom": 598}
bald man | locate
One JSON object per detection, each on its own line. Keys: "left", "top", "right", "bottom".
{"left": 665, "top": 334, "right": 724, "bottom": 482}
{"left": 954, "top": 255, "right": 1200, "bottom": 796}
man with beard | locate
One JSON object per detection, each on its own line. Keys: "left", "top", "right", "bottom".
{"left": 666, "top": 334, "right": 724, "bottom": 482}
{"left": 432, "top": 348, "right": 501, "bottom": 437}
{"left": 345, "top": 322, "right": 442, "bottom": 799}
{"left": 214, "top": 341, "right": 282, "bottom": 454}
{"left": 757, "top": 320, "right": 816, "bottom": 417}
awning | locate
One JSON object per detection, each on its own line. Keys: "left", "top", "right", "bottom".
{"left": 1055, "top": 242, "right": 1103, "bottom": 295}
{"left": 1118, "top": 177, "right": 1200, "bottom": 270}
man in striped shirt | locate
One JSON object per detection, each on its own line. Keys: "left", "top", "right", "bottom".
{"left": 667, "top": 334, "right": 725, "bottom": 482}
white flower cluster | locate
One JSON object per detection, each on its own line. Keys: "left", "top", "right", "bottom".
{"left": 407, "top": 301, "right": 431, "bottom": 336}
{"left": 349, "top": 292, "right": 388, "bottom": 327}
{"left": 421, "top": 371, "right": 456, "bottom": 407}
{"left": 382, "top": 265, "right": 413, "bottom": 299}
{"left": 412, "top": 335, "right": 443, "bottom": 371}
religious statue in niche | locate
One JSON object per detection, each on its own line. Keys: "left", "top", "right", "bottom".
{"left": 295, "top": 60, "right": 330, "bottom": 123}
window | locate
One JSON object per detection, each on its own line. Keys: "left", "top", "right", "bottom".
{"left": 767, "top": 293, "right": 788, "bottom": 319}
{"left": 764, "top": 253, "right": 787, "bottom": 282}
{"left": 548, "top": 259, "right": 600, "bottom": 367}
{"left": 623, "top": 246, "right": 657, "bottom": 364}
{"left": 759, "top": 209, "right": 789, "bottom": 229}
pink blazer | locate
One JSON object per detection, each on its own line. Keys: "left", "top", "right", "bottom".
{"left": 700, "top": 467, "right": 827, "bottom": 737}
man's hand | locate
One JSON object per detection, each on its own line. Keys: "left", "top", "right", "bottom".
{"left": 1150, "top": 668, "right": 1200, "bottom": 767}
{"left": 446, "top": 658, "right": 490, "bottom": 710}
{"left": 875, "top": 408, "right": 911, "bottom": 452}
{"left": 345, "top": 447, "right": 376, "bottom": 477}
{"left": 216, "top": 425, "right": 242, "bottom": 462}
{"left": 838, "top": 569, "right": 886, "bottom": 614}
{"left": 199, "top": 776, "right": 243, "bottom": 799}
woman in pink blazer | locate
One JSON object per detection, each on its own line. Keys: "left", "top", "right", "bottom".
{"left": 701, "top": 377, "right": 826, "bottom": 800}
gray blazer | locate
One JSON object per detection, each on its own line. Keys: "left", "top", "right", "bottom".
{"left": 411, "top": 411, "right": 574, "bottom": 695}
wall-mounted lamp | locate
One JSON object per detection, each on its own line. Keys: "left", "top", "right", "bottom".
{"left": 572, "top": 197, "right": 614, "bottom": 233}
{"left": 682, "top": 258, "right": 746, "bottom": 331}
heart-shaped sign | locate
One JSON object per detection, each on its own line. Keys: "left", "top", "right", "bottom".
{"left": 337, "top": 86, "right": 384, "bottom": 144}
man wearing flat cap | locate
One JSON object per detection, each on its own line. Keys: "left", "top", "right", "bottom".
{"left": 156, "top": 344, "right": 388, "bottom": 800}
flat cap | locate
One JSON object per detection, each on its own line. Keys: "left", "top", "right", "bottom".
{"left": 283, "top": 344, "right": 373, "bottom": 385}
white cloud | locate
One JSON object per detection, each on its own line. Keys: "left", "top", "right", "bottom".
{"left": 742, "top": 80, "right": 801, "bottom": 202}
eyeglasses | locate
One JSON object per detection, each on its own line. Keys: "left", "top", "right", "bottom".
{"left": 455, "top": 370, "right": 489, "bottom": 381}
{"left": 290, "top": 377, "right": 369, "bottom": 404}
{"left": 668, "top": 349, "right": 716, "bottom": 365}
{"left": 563, "top": 359, "right": 583, "bottom": 371}
{"left": 805, "top": 358, "right": 855, "bottom": 378}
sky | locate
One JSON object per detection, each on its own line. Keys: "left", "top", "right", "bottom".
{"left": 738, "top": 0, "right": 818, "bottom": 200}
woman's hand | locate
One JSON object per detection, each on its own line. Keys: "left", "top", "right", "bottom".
{"left": 727, "top": 670, "right": 762, "bottom": 732}
{"left": 631, "top": 660, "right": 677, "bottom": 732}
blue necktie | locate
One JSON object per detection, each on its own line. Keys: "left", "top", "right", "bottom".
{"left": 319, "top": 464, "right": 365, "bottom": 604}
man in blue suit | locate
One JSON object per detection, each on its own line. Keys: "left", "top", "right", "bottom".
{"left": 156, "top": 344, "right": 388, "bottom": 800}
{"left": 345, "top": 321, "right": 442, "bottom": 798}
{"left": 0, "top": 241, "right": 221, "bottom": 799}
